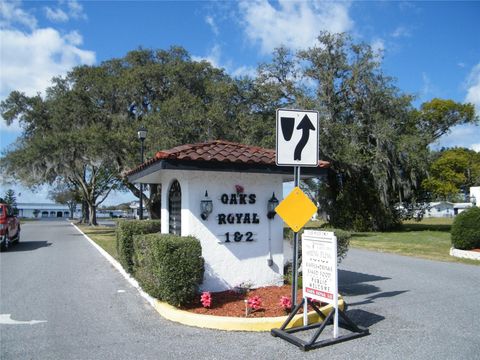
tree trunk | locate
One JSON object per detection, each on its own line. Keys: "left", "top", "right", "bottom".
{"left": 148, "top": 184, "right": 161, "bottom": 219}
{"left": 68, "top": 201, "right": 76, "bottom": 220}
{"left": 88, "top": 203, "right": 98, "bottom": 226}
{"left": 78, "top": 201, "right": 89, "bottom": 224}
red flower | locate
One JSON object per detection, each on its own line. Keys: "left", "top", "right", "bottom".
{"left": 247, "top": 295, "right": 262, "bottom": 310}
{"left": 235, "top": 184, "right": 244, "bottom": 194}
{"left": 279, "top": 296, "right": 292, "bottom": 311}
{"left": 200, "top": 292, "right": 212, "bottom": 308}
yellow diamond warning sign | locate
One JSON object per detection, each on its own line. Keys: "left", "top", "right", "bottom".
{"left": 275, "top": 187, "right": 317, "bottom": 232}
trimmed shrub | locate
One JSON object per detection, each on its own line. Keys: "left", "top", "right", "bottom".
{"left": 116, "top": 220, "right": 161, "bottom": 273}
{"left": 451, "top": 207, "right": 480, "bottom": 250}
{"left": 316, "top": 226, "right": 351, "bottom": 263}
{"left": 133, "top": 233, "right": 204, "bottom": 306}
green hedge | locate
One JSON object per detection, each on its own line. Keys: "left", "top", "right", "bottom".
{"left": 133, "top": 233, "right": 204, "bottom": 306}
{"left": 284, "top": 226, "right": 351, "bottom": 263}
{"left": 451, "top": 207, "right": 480, "bottom": 250}
{"left": 116, "top": 220, "right": 161, "bottom": 273}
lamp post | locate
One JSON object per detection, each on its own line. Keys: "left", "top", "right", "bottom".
{"left": 137, "top": 126, "right": 147, "bottom": 220}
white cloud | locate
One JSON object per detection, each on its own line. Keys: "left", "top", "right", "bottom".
{"left": 44, "top": 0, "right": 87, "bottom": 23}
{"left": 391, "top": 26, "right": 411, "bottom": 38}
{"left": 371, "top": 38, "right": 385, "bottom": 56}
{"left": 471, "top": 143, "right": 480, "bottom": 152}
{"left": 231, "top": 65, "right": 257, "bottom": 78}
{"left": 45, "top": 7, "right": 69, "bottom": 22}
{"left": 0, "top": 27, "right": 95, "bottom": 133}
{"left": 420, "top": 72, "right": 441, "bottom": 100}
{"left": 433, "top": 124, "right": 480, "bottom": 150}
{"left": 1, "top": 1, "right": 94, "bottom": 135}
{"left": 465, "top": 62, "right": 480, "bottom": 113}
{"left": 193, "top": 45, "right": 257, "bottom": 79}
{"left": 0, "top": 0, "right": 37, "bottom": 29}
{"left": 64, "top": 29, "right": 83, "bottom": 46}
{"left": 0, "top": 183, "right": 51, "bottom": 203}
{"left": 0, "top": 28, "right": 95, "bottom": 97}
{"left": 67, "top": 0, "right": 87, "bottom": 20}
{"left": 238, "top": 0, "right": 353, "bottom": 54}
{"left": 192, "top": 44, "right": 222, "bottom": 68}
{"left": 205, "top": 15, "right": 218, "bottom": 36}
{"left": 421, "top": 72, "right": 432, "bottom": 96}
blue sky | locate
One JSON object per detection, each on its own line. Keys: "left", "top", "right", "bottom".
{"left": 1, "top": 0, "right": 479, "bottom": 205}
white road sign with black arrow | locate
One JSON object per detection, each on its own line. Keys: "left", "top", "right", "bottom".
{"left": 276, "top": 109, "right": 319, "bottom": 167}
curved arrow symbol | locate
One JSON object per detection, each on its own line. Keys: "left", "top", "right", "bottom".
{"left": 294, "top": 114, "right": 315, "bottom": 160}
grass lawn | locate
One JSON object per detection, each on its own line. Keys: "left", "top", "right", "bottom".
{"left": 350, "top": 217, "right": 479, "bottom": 265}
{"left": 78, "top": 225, "right": 118, "bottom": 260}
{"left": 20, "top": 218, "right": 41, "bottom": 224}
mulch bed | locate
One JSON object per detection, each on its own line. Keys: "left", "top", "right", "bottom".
{"left": 181, "top": 285, "right": 324, "bottom": 318}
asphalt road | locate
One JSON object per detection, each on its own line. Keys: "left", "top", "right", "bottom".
{"left": 1, "top": 220, "right": 479, "bottom": 359}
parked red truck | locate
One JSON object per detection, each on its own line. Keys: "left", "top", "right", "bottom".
{"left": 0, "top": 203, "right": 20, "bottom": 251}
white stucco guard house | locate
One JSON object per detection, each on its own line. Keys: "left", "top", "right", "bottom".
{"left": 126, "top": 140, "right": 329, "bottom": 291}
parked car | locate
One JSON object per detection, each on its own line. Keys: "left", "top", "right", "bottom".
{"left": 0, "top": 203, "right": 20, "bottom": 251}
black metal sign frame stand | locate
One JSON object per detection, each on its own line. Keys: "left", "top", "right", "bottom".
{"left": 271, "top": 298, "right": 369, "bottom": 351}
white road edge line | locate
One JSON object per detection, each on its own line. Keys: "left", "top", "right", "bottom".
{"left": 70, "top": 223, "right": 156, "bottom": 308}
{"left": 0, "top": 314, "right": 47, "bottom": 325}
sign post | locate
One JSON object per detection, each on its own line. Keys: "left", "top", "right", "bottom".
{"left": 292, "top": 166, "right": 300, "bottom": 305}
{"left": 272, "top": 109, "right": 369, "bottom": 351}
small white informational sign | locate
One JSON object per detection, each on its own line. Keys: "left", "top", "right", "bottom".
{"left": 302, "top": 230, "right": 339, "bottom": 337}
{"left": 276, "top": 109, "right": 319, "bottom": 167}
{"left": 302, "top": 230, "right": 338, "bottom": 303}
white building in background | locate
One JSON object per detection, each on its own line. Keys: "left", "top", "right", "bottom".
{"left": 424, "top": 187, "right": 479, "bottom": 217}
{"left": 129, "top": 201, "right": 150, "bottom": 219}
{"left": 451, "top": 186, "right": 479, "bottom": 215}
{"left": 453, "top": 203, "right": 473, "bottom": 215}
{"left": 424, "top": 201, "right": 454, "bottom": 218}
{"left": 16, "top": 203, "right": 81, "bottom": 219}
{"left": 470, "top": 186, "right": 479, "bottom": 207}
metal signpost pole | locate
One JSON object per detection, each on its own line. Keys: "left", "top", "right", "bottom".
{"left": 333, "top": 233, "right": 339, "bottom": 338}
{"left": 139, "top": 139, "right": 144, "bottom": 220}
{"left": 291, "top": 166, "right": 301, "bottom": 306}
{"left": 137, "top": 126, "right": 147, "bottom": 220}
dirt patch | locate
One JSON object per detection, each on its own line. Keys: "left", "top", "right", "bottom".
{"left": 181, "top": 285, "right": 324, "bottom": 318}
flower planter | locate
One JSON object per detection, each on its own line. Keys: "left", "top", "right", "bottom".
{"left": 153, "top": 296, "right": 345, "bottom": 332}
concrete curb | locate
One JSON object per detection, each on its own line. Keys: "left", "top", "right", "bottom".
{"left": 72, "top": 222, "right": 344, "bottom": 332}
{"left": 450, "top": 247, "right": 480, "bottom": 261}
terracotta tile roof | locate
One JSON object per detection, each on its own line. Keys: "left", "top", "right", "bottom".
{"left": 126, "top": 140, "right": 329, "bottom": 176}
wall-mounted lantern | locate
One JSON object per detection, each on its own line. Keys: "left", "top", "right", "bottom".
{"left": 201, "top": 191, "right": 213, "bottom": 220}
{"left": 471, "top": 194, "right": 477, "bottom": 207}
{"left": 267, "top": 192, "right": 279, "bottom": 219}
